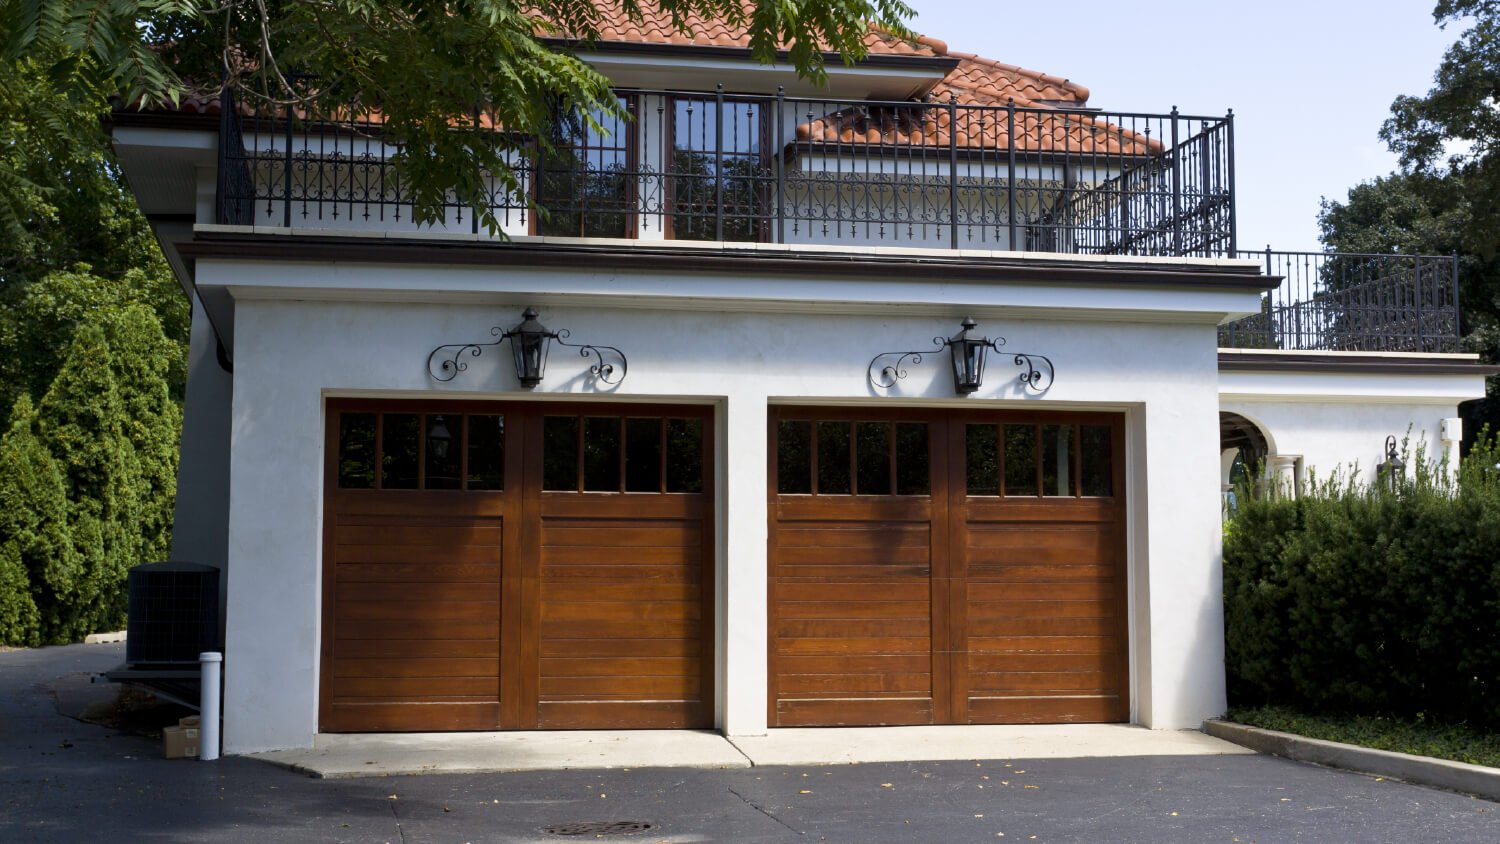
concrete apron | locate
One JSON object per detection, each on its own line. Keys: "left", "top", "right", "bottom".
{"left": 250, "top": 724, "right": 1252, "bottom": 779}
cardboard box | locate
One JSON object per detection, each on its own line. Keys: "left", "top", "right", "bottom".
{"left": 178, "top": 715, "right": 201, "bottom": 728}
{"left": 163, "top": 725, "right": 200, "bottom": 759}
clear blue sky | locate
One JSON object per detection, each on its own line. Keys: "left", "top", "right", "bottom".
{"left": 908, "top": 0, "right": 1458, "bottom": 252}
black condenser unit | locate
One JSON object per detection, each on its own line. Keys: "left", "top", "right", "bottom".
{"left": 126, "top": 562, "right": 222, "bottom": 665}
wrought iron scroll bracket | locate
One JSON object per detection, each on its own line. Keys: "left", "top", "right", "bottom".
{"left": 1012, "top": 352, "right": 1056, "bottom": 395}
{"left": 554, "top": 329, "right": 628, "bottom": 386}
{"left": 867, "top": 336, "right": 946, "bottom": 389}
{"left": 427, "top": 326, "right": 507, "bottom": 382}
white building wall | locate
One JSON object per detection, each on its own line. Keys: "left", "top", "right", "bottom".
{"left": 216, "top": 270, "right": 1234, "bottom": 753}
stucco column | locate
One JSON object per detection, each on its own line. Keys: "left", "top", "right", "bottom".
{"left": 1442, "top": 417, "right": 1463, "bottom": 481}
{"left": 1268, "top": 454, "right": 1300, "bottom": 498}
{"left": 719, "top": 391, "right": 768, "bottom": 736}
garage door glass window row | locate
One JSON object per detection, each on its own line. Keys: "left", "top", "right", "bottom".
{"left": 337, "top": 412, "right": 506, "bottom": 491}
{"left": 965, "top": 423, "right": 1114, "bottom": 498}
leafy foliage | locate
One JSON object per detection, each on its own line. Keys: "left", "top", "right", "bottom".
{"left": 0, "top": 0, "right": 914, "bottom": 233}
{"left": 1223, "top": 432, "right": 1500, "bottom": 729}
{"left": 1228, "top": 704, "right": 1500, "bottom": 768}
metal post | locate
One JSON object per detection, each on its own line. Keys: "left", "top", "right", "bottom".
{"left": 1169, "top": 106, "right": 1182, "bottom": 255}
{"left": 948, "top": 93, "right": 960, "bottom": 250}
{"left": 1006, "top": 99, "right": 1018, "bottom": 250}
{"left": 283, "top": 99, "right": 294, "bottom": 228}
{"left": 714, "top": 84, "right": 725, "bottom": 242}
{"left": 1414, "top": 255, "right": 1425, "bottom": 351}
{"left": 775, "top": 87, "right": 785, "bottom": 245}
{"left": 199, "top": 651, "right": 222, "bottom": 761}
{"left": 1452, "top": 251, "right": 1462, "bottom": 353}
{"left": 472, "top": 102, "right": 482, "bottom": 235}
{"left": 1264, "top": 245, "right": 1276, "bottom": 349}
{"left": 1225, "top": 110, "right": 1237, "bottom": 255}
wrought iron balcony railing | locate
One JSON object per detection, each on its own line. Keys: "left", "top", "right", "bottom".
{"left": 215, "top": 86, "right": 1237, "bottom": 258}
{"left": 1217, "top": 250, "right": 1461, "bottom": 353}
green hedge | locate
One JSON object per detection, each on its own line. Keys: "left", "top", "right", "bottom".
{"left": 1223, "top": 434, "right": 1500, "bottom": 729}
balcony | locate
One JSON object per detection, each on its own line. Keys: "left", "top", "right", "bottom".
{"left": 215, "top": 86, "right": 1236, "bottom": 257}
{"left": 1217, "top": 250, "right": 1461, "bottom": 354}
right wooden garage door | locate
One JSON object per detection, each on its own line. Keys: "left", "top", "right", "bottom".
{"left": 768, "top": 408, "right": 1128, "bottom": 727}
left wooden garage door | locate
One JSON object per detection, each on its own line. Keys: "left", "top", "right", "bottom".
{"left": 321, "top": 401, "right": 713, "bottom": 732}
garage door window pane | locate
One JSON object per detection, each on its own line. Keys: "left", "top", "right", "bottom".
{"left": 966, "top": 424, "right": 998, "bottom": 496}
{"left": 817, "top": 421, "right": 852, "bottom": 495}
{"left": 1003, "top": 424, "right": 1037, "bottom": 497}
{"left": 1042, "top": 424, "right": 1073, "bottom": 497}
{"left": 626, "top": 418, "right": 663, "bottom": 492}
{"left": 381, "top": 413, "right": 420, "bottom": 489}
{"left": 666, "top": 418, "right": 704, "bottom": 493}
{"left": 895, "top": 423, "right": 930, "bottom": 496}
{"left": 777, "top": 420, "right": 812, "bottom": 494}
{"left": 584, "top": 417, "right": 622, "bottom": 492}
{"left": 856, "top": 422, "right": 892, "bottom": 496}
{"left": 338, "top": 413, "right": 376, "bottom": 489}
{"left": 544, "top": 416, "right": 580, "bottom": 491}
{"left": 424, "top": 415, "right": 461, "bottom": 490}
{"left": 466, "top": 415, "right": 505, "bottom": 490}
{"left": 1081, "top": 425, "right": 1113, "bottom": 497}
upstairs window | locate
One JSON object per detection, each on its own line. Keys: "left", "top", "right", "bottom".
{"left": 670, "top": 97, "right": 769, "bottom": 242}
{"left": 536, "top": 97, "right": 634, "bottom": 238}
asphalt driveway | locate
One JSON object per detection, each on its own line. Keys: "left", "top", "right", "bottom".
{"left": 2, "top": 643, "right": 1497, "bottom": 843}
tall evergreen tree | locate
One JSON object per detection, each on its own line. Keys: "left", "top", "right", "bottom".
{"left": 0, "top": 396, "right": 76, "bottom": 645}
{"left": 104, "top": 304, "right": 181, "bottom": 564}
{"left": 36, "top": 323, "right": 141, "bottom": 637}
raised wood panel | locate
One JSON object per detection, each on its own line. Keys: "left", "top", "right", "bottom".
{"left": 326, "top": 702, "right": 500, "bottom": 732}
{"left": 774, "top": 698, "right": 933, "bottom": 727}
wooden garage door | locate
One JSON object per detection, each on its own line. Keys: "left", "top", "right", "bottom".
{"left": 768, "top": 408, "right": 1127, "bottom": 727}
{"left": 321, "top": 401, "right": 712, "bottom": 732}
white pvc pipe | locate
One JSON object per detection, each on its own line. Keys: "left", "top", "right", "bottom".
{"left": 199, "top": 651, "right": 222, "bottom": 761}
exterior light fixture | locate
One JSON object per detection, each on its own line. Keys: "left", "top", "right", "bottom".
{"left": 429, "top": 415, "right": 452, "bottom": 460}
{"left": 1376, "top": 434, "right": 1405, "bottom": 491}
{"left": 427, "top": 307, "right": 627, "bottom": 388}
{"left": 869, "top": 317, "right": 1054, "bottom": 396}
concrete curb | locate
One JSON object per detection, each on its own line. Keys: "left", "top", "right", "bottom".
{"left": 83, "top": 631, "right": 126, "bottom": 644}
{"left": 1204, "top": 719, "right": 1500, "bottom": 802}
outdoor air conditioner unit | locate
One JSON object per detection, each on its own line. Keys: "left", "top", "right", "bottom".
{"left": 125, "top": 562, "right": 221, "bottom": 665}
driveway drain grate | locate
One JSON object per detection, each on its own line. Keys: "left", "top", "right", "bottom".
{"left": 541, "top": 821, "right": 657, "bottom": 837}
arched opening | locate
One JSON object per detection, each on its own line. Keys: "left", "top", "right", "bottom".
{"left": 1220, "top": 412, "right": 1270, "bottom": 512}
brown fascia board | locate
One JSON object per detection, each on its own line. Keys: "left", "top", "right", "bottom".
{"left": 179, "top": 231, "right": 1280, "bottom": 292}
{"left": 1218, "top": 351, "right": 1500, "bottom": 376}
{"left": 542, "top": 37, "right": 962, "bottom": 73}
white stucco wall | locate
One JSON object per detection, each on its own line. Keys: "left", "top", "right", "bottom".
{"left": 207, "top": 257, "right": 1244, "bottom": 753}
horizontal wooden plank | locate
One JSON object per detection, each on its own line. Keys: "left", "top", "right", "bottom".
{"left": 543, "top": 565, "right": 701, "bottom": 582}
{"left": 543, "top": 526, "right": 700, "bottom": 548}
{"left": 537, "top": 700, "right": 709, "bottom": 730}
{"left": 540, "top": 675, "right": 700, "bottom": 697}
{"left": 331, "top": 658, "right": 497, "bottom": 679}
{"left": 774, "top": 697, "right": 933, "bottom": 727}
{"left": 337, "top": 581, "right": 502, "bottom": 603}
{"left": 965, "top": 580, "right": 1115, "bottom": 602}
{"left": 541, "top": 600, "right": 700, "bottom": 623}
{"left": 540, "top": 496, "right": 706, "bottom": 519}
{"left": 542, "top": 545, "right": 699, "bottom": 566}
{"left": 331, "top": 676, "right": 499, "bottom": 698}
{"left": 774, "top": 565, "right": 932, "bottom": 580}
{"left": 334, "top": 562, "right": 500, "bottom": 582}
{"left": 777, "top": 673, "right": 932, "bottom": 695}
{"left": 966, "top": 670, "right": 1115, "bottom": 693}
{"left": 774, "top": 636, "right": 931, "bottom": 656}
{"left": 335, "top": 599, "right": 499, "bottom": 622}
{"left": 776, "top": 618, "right": 931, "bottom": 639}
{"left": 775, "top": 526, "right": 931, "bottom": 550}
{"left": 539, "top": 657, "right": 699, "bottom": 678}
{"left": 965, "top": 616, "right": 1121, "bottom": 637}
{"left": 965, "top": 652, "right": 1117, "bottom": 673}
{"left": 541, "top": 619, "right": 698, "bottom": 640}
{"left": 966, "top": 600, "right": 1115, "bottom": 620}
{"left": 776, "top": 498, "right": 933, "bottom": 521}
{"left": 966, "top": 635, "right": 1119, "bottom": 654}
{"left": 336, "top": 619, "right": 499, "bottom": 640}
{"left": 541, "top": 581, "right": 700, "bottom": 603}
{"left": 776, "top": 654, "right": 930, "bottom": 675}
{"left": 334, "top": 524, "right": 502, "bottom": 546}
{"left": 775, "top": 600, "right": 931, "bottom": 620}
{"left": 966, "top": 694, "right": 1126, "bottom": 725}
{"left": 540, "top": 638, "right": 702, "bottom": 659}
{"left": 772, "top": 546, "right": 931, "bottom": 566}
{"left": 335, "top": 545, "right": 501, "bottom": 566}
{"left": 334, "top": 638, "right": 500, "bottom": 660}
{"left": 776, "top": 582, "right": 930, "bottom": 602}
{"left": 964, "top": 564, "right": 1116, "bottom": 582}
{"left": 323, "top": 701, "right": 499, "bottom": 732}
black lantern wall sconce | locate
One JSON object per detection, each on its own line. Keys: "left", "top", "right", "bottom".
{"left": 869, "top": 317, "right": 1055, "bottom": 396}
{"left": 427, "top": 307, "right": 627, "bottom": 388}
{"left": 1376, "top": 434, "right": 1405, "bottom": 491}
